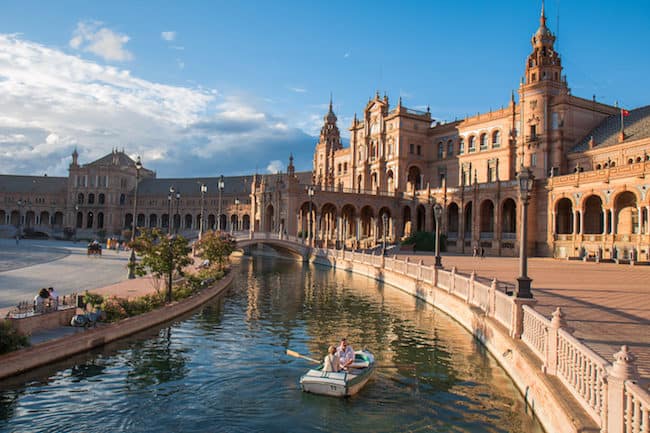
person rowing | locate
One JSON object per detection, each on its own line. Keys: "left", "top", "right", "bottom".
{"left": 336, "top": 337, "right": 354, "bottom": 370}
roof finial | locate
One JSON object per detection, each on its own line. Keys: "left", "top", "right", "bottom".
{"left": 540, "top": 0, "right": 546, "bottom": 27}
{"left": 329, "top": 92, "right": 333, "bottom": 112}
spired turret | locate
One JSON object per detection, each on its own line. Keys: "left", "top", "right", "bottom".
{"left": 313, "top": 95, "right": 342, "bottom": 187}
{"left": 524, "top": 0, "right": 564, "bottom": 87}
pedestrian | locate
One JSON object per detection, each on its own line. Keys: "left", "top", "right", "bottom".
{"left": 48, "top": 287, "right": 59, "bottom": 309}
{"left": 472, "top": 245, "right": 478, "bottom": 257}
{"left": 15, "top": 234, "right": 19, "bottom": 246}
{"left": 33, "top": 288, "right": 49, "bottom": 313}
{"left": 481, "top": 247, "right": 485, "bottom": 259}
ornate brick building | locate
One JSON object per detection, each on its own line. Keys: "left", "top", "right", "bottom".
{"left": 2, "top": 6, "right": 649, "bottom": 260}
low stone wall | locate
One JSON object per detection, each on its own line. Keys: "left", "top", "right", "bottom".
{"left": 0, "top": 272, "right": 234, "bottom": 381}
{"left": 9, "top": 308, "right": 77, "bottom": 335}
{"left": 311, "top": 252, "right": 599, "bottom": 433}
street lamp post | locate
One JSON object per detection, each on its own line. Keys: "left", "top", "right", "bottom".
{"left": 434, "top": 202, "right": 443, "bottom": 268}
{"left": 167, "top": 187, "right": 174, "bottom": 235}
{"left": 167, "top": 234, "right": 175, "bottom": 303}
{"left": 199, "top": 183, "right": 207, "bottom": 239}
{"left": 233, "top": 198, "right": 240, "bottom": 233}
{"left": 306, "top": 186, "right": 315, "bottom": 244}
{"left": 175, "top": 191, "right": 181, "bottom": 235}
{"left": 128, "top": 156, "right": 143, "bottom": 279}
{"left": 382, "top": 213, "right": 388, "bottom": 255}
{"left": 516, "top": 166, "right": 535, "bottom": 298}
{"left": 218, "top": 175, "right": 224, "bottom": 231}
{"left": 74, "top": 204, "right": 79, "bottom": 243}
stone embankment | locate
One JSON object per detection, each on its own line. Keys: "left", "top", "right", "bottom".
{"left": 0, "top": 272, "right": 233, "bottom": 380}
{"left": 310, "top": 248, "right": 649, "bottom": 433}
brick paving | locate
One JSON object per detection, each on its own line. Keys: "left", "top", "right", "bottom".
{"left": 397, "top": 251, "right": 650, "bottom": 380}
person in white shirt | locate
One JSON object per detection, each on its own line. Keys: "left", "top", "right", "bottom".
{"left": 48, "top": 287, "right": 59, "bottom": 309}
{"left": 322, "top": 346, "right": 340, "bottom": 373}
{"left": 337, "top": 337, "right": 355, "bottom": 369}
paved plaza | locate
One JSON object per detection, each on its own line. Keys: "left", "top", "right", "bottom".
{"left": 0, "top": 238, "right": 131, "bottom": 310}
{"left": 397, "top": 251, "right": 650, "bottom": 381}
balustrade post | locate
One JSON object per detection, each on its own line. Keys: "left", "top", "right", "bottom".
{"left": 511, "top": 298, "right": 537, "bottom": 339}
{"left": 468, "top": 271, "right": 475, "bottom": 303}
{"left": 606, "top": 345, "right": 640, "bottom": 433}
{"left": 488, "top": 278, "right": 497, "bottom": 316}
{"left": 450, "top": 266, "right": 456, "bottom": 293}
{"left": 544, "top": 307, "right": 567, "bottom": 375}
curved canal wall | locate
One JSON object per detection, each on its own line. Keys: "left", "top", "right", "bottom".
{"left": 0, "top": 272, "right": 234, "bottom": 381}
{"left": 310, "top": 248, "right": 647, "bottom": 433}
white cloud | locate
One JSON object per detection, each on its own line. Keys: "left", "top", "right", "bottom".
{"left": 266, "top": 160, "right": 283, "bottom": 174}
{"left": 0, "top": 34, "right": 315, "bottom": 177}
{"left": 161, "top": 31, "right": 176, "bottom": 42}
{"left": 289, "top": 86, "right": 307, "bottom": 93}
{"left": 70, "top": 21, "right": 133, "bottom": 62}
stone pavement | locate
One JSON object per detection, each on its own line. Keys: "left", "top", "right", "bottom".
{"left": 397, "top": 251, "right": 650, "bottom": 380}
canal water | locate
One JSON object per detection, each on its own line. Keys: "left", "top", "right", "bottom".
{"left": 0, "top": 256, "right": 544, "bottom": 433}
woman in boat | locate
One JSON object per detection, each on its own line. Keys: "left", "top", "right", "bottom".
{"left": 323, "top": 346, "right": 341, "bottom": 372}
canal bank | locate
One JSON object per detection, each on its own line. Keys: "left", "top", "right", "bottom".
{"left": 309, "top": 249, "right": 601, "bottom": 433}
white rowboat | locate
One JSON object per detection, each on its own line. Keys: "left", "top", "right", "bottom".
{"left": 299, "top": 350, "right": 375, "bottom": 397}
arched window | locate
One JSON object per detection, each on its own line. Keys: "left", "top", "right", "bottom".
{"left": 492, "top": 130, "right": 501, "bottom": 148}
{"left": 119, "top": 194, "right": 126, "bottom": 205}
{"left": 459, "top": 138, "right": 465, "bottom": 154}
{"left": 447, "top": 140, "right": 454, "bottom": 157}
{"left": 98, "top": 193, "right": 105, "bottom": 204}
{"left": 437, "top": 142, "right": 443, "bottom": 159}
{"left": 77, "top": 193, "right": 84, "bottom": 204}
{"left": 468, "top": 136, "right": 476, "bottom": 152}
{"left": 88, "top": 193, "right": 95, "bottom": 204}
{"left": 479, "top": 133, "right": 487, "bottom": 150}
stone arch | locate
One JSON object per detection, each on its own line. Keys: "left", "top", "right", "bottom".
{"left": 464, "top": 202, "right": 473, "bottom": 236}
{"left": 341, "top": 204, "right": 357, "bottom": 242}
{"left": 161, "top": 214, "right": 170, "bottom": 230}
{"left": 479, "top": 199, "right": 495, "bottom": 234}
{"left": 242, "top": 214, "right": 250, "bottom": 231}
{"left": 555, "top": 198, "right": 573, "bottom": 234}
{"left": 0, "top": 209, "right": 5, "bottom": 225}
{"left": 407, "top": 166, "right": 422, "bottom": 191}
{"left": 501, "top": 198, "right": 516, "bottom": 235}
{"left": 219, "top": 214, "right": 227, "bottom": 231}
{"left": 98, "top": 193, "right": 105, "bottom": 205}
{"left": 40, "top": 211, "right": 50, "bottom": 226}
{"left": 149, "top": 214, "right": 158, "bottom": 228}
{"left": 360, "top": 205, "right": 375, "bottom": 239}
{"left": 54, "top": 212, "right": 64, "bottom": 227}
{"left": 320, "top": 203, "right": 338, "bottom": 243}
{"left": 402, "top": 205, "right": 412, "bottom": 238}
{"left": 77, "top": 211, "right": 84, "bottom": 229}
{"left": 207, "top": 214, "right": 216, "bottom": 230}
{"left": 614, "top": 191, "right": 638, "bottom": 234}
{"left": 10, "top": 210, "right": 20, "bottom": 226}
{"left": 88, "top": 193, "right": 95, "bottom": 205}
{"left": 447, "top": 202, "right": 459, "bottom": 234}
{"left": 583, "top": 195, "right": 604, "bottom": 234}
{"left": 25, "top": 211, "right": 35, "bottom": 228}
{"left": 124, "top": 213, "right": 133, "bottom": 230}
{"left": 416, "top": 204, "right": 426, "bottom": 232}
{"left": 378, "top": 207, "right": 391, "bottom": 240}
{"left": 264, "top": 204, "right": 274, "bottom": 232}
{"left": 97, "top": 212, "right": 104, "bottom": 229}
{"left": 230, "top": 214, "right": 238, "bottom": 231}
{"left": 137, "top": 213, "right": 146, "bottom": 228}
{"left": 299, "top": 201, "right": 315, "bottom": 238}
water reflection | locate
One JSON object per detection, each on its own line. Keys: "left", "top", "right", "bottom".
{"left": 0, "top": 255, "right": 543, "bottom": 433}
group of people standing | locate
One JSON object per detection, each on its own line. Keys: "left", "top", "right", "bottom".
{"left": 33, "top": 287, "right": 59, "bottom": 313}
{"left": 322, "top": 337, "right": 355, "bottom": 373}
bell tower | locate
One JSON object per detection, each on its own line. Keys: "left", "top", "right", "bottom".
{"left": 518, "top": 1, "right": 569, "bottom": 179}
{"left": 313, "top": 95, "right": 342, "bottom": 187}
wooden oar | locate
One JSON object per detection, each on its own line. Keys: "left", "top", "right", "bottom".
{"left": 286, "top": 349, "right": 320, "bottom": 364}
{"left": 374, "top": 364, "right": 416, "bottom": 369}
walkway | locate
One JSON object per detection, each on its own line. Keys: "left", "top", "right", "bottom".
{"left": 397, "top": 251, "right": 650, "bottom": 380}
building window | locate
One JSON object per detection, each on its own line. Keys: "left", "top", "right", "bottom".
{"left": 492, "top": 130, "right": 501, "bottom": 148}
{"left": 447, "top": 140, "right": 454, "bottom": 157}
{"left": 338, "top": 163, "right": 342, "bottom": 174}
{"left": 88, "top": 193, "right": 95, "bottom": 204}
{"left": 531, "top": 153, "right": 537, "bottom": 167}
{"left": 530, "top": 125, "right": 537, "bottom": 139}
{"left": 468, "top": 136, "right": 476, "bottom": 153}
{"left": 77, "top": 193, "right": 84, "bottom": 204}
{"left": 99, "top": 193, "right": 105, "bottom": 205}
{"left": 480, "top": 133, "right": 487, "bottom": 150}
{"left": 343, "top": 162, "right": 348, "bottom": 173}
{"left": 410, "top": 143, "right": 414, "bottom": 154}
{"left": 437, "top": 142, "right": 443, "bottom": 159}
{"left": 119, "top": 194, "right": 126, "bottom": 205}
{"left": 416, "top": 145, "right": 421, "bottom": 156}
{"left": 459, "top": 138, "right": 465, "bottom": 154}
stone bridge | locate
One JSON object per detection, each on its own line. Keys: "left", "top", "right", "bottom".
{"left": 234, "top": 232, "right": 310, "bottom": 259}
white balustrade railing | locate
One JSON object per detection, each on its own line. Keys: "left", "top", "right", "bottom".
{"left": 437, "top": 270, "right": 451, "bottom": 291}
{"left": 406, "top": 261, "right": 419, "bottom": 278}
{"left": 420, "top": 266, "right": 434, "bottom": 284}
{"left": 521, "top": 305, "right": 550, "bottom": 361}
{"left": 557, "top": 329, "right": 608, "bottom": 424}
{"left": 453, "top": 274, "right": 470, "bottom": 299}
{"left": 624, "top": 382, "right": 650, "bottom": 433}
{"left": 493, "top": 291, "right": 513, "bottom": 330}
{"left": 472, "top": 280, "right": 490, "bottom": 311}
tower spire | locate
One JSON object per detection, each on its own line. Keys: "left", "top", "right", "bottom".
{"left": 329, "top": 92, "right": 333, "bottom": 113}
{"left": 540, "top": 0, "right": 546, "bottom": 27}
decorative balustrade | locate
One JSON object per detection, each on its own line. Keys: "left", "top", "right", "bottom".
{"left": 493, "top": 291, "right": 513, "bottom": 330}
{"left": 453, "top": 274, "right": 470, "bottom": 299}
{"left": 471, "top": 280, "right": 490, "bottom": 311}
{"left": 624, "top": 382, "right": 650, "bottom": 433}
{"left": 437, "top": 270, "right": 451, "bottom": 291}
{"left": 521, "top": 306, "right": 550, "bottom": 361}
{"left": 557, "top": 329, "right": 608, "bottom": 424}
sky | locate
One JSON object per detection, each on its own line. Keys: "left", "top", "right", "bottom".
{"left": 0, "top": 0, "right": 649, "bottom": 178}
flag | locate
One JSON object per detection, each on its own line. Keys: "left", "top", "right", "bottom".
{"left": 622, "top": 109, "right": 630, "bottom": 117}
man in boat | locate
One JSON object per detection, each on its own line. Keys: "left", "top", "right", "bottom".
{"left": 322, "top": 346, "right": 340, "bottom": 372}
{"left": 337, "top": 337, "right": 355, "bottom": 369}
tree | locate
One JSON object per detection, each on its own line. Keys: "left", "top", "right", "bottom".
{"left": 194, "top": 230, "right": 235, "bottom": 269}
{"left": 130, "top": 228, "right": 193, "bottom": 303}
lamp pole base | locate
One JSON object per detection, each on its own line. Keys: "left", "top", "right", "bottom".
{"left": 515, "top": 276, "right": 533, "bottom": 298}
{"left": 434, "top": 255, "right": 443, "bottom": 268}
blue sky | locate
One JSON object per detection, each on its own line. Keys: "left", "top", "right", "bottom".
{"left": 1, "top": 0, "right": 648, "bottom": 177}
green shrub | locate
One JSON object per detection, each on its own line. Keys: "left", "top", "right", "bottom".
{"left": 0, "top": 320, "right": 30, "bottom": 355}
{"left": 401, "top": 231, "right": 446, "bottom": 252}
{"left": 82, "top": 291, "right": 104, "bottom": 309}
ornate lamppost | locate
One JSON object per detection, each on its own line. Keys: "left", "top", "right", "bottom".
{"left": 74, "top": 204, "right": 79, "bottom": 243}
{"left": 516, "top": 166, "right": 534, "bottom": 298}
{"left": 199, "top": 183, "right": 207, "bottom": 239}
{"left": 167, "top": 186, "right": 174, "bottom": 235}
{"left": 217, "top": 175, "right": 224, "bottom": 231}
{"left": 128, "top": 156, "right": 143, "bottom": 279}
{"left": 16, "top": 199, "right": 24, "bottom": 240}
{"left": 174, "top": 190, "right": 181, "bottom": 235}
{"left": 434, "top": 202, "right": 443, "bottom": 268}
{"left": 306, "top": 185, "right": 315, "bottom": 244}
{"left": 233, "top": 198, "right": 240, "bottom": 233}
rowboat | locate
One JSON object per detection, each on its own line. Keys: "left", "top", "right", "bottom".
{"left": 299, "top": 350, "right": 375, "bottom": 397}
